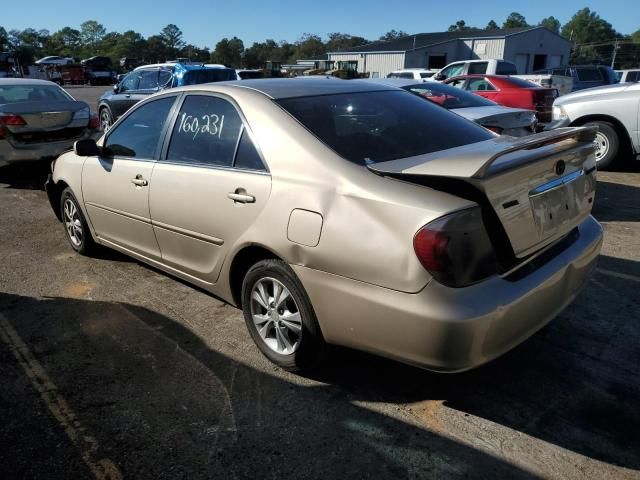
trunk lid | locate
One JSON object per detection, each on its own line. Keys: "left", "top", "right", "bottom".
{"left": 0, "top": 100, "right": 89, "bottom": 131}
{"left": 454, "top": 106, "right": 536, "bottom": 130}
{"left": 368, "top": 127, "right": 597, "bottom": 260}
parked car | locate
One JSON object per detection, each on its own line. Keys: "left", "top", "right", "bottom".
{"left": 615, "top": 69, "right": 640, "bottom": 83}
{"left": 547, "top": 81, "right": 640, "bottom": 168}
{"left": 35, "top": 56, "right": 74, "bottom": 65}
{"left": 97, "top": 63, "right": 237, "bottom": 130}
{"left": 444, "top": 75, "right": 558, "bottom": 124}
{"left": 533, "top": 65, "right": 618, "bottom": 91}
{"left": 433, "top": 59, "right": 518, "bottom": 81}
{"left": 0, "top": 78, "right": 98, "bottom": 165}
{"left": 81, "top": 56, "right": 114, "bottom": 86}
{"left": 387, "top": 69, "right": 438, "bottom": 80}
{"left": 46, "top": 79, "right": 602, "bottom": 372}
{"left": 367, "top": 78, "right": 537, "bottom": 136}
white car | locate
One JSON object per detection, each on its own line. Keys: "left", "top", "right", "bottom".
{"left": 35, "top": 56, "right": 74, "bottom": 65}
{"left": 387, "top": 69, "right": 438, "bottom": 80}
{"left": 615, "top": 69, "right": 640, "bottom": 83}
{"left": 433, "top": 59, "right": 518, "bottom": 80}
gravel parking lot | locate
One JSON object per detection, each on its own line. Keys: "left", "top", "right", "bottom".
{"left": 0, "top": 88, "right": 639, "bottom": 479}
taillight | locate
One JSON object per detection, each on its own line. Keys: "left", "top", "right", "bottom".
{"left": 0, "top": 114, "right": 27, "bottom": 126}
{"left": 413, "top": 207, "right": 497, "bottom": 287}
{"left": 89, "top": 113, "right": 100, "bottom": 129}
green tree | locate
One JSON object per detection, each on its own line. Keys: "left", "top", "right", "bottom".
{"left": 632, "top": 29, "right": 640, "bottom": 43}
{"left": 539, "top": 16, "right": 561, "bottom": 34}
{"left": 448, "top": 20, "right": 473, "bottom": 32}
{"left": 294, "top": 33, "right": 325, "bottom": 59}
{"left": 48, "top": 27, "right": 82, "bottom": 58}
{"left": 503, "top": 12, "right": 529, "bottom": 29}
{"left": 325, "top": 33, "right": 368, "bottom": 52}
{"left": 144, "top": 35, "right": 170, "bottom": 63}
{"left": 561, "top": 8, "right": 618, "bottom": 43}
{"left": 79, "top": 20, "right": 106, "bottom": 51}
{"left": 159, "top": 24, "right": 185, "bottom": 56}
{"left": 485, "top": 20, "right": 499, "bottom": 30}
{"left": 180, "top": 44, "right": 210, "bottom": 63}
{"left": 378, "top": 30, "right": 407, "bottom": 42}
{"left": 0, "top": 26, "right": 9, "bottom": 51}
{"left": 211, "top": 37, "right": 244, "bottom": 66}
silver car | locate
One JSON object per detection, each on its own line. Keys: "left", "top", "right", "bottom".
{"left": 0, "top": 79, "right": 97, "bottom": 166}
{"left": 366, "top": 78, "right": 537, "bottom": 136}
{"left": 547, "top": 81, "right": 640, "bottom": 169}
{"left": 47, "top": 79, "right": 602, "bottom": 372}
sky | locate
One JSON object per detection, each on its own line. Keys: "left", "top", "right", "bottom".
{"left": 2, "top": 0, "right": 638, "bottom": 48}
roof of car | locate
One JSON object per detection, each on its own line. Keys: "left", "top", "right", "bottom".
{"left": 363, "top": 78, "right": 423, "bottom": 88}
{"left": 134, "top": 62, "right": 233, "bottom": 71}
{"left": 0, "top": 78, "right": 61, "bottom": 86}
{"left": 221, "top": 78, "right": 397, "bottom": 99}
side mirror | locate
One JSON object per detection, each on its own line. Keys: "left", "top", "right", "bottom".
{"left": 113, "top": 84, "right": 120, "bottom": 93}
{"left": 74, "top": 138, "right": 100, "bottom": 157}
{"left": 434, "top": 73, "right": 445, "bottom": 81}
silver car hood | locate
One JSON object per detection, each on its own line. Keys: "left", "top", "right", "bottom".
{"left": 452, "top": 105, "right": 535, "bottom": 128}
{"left": 555, "top": 83, "right": 634, "bottom": 104}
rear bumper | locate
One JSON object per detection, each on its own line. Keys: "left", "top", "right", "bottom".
{"left": 0, "top": 131, "right": 93, "bottom": 163}
{"left": 294, "top": 215, "right": 602, "bottom": 372}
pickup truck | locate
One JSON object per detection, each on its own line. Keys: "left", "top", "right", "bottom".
{"left": 546, "top": 81, "right": 640, "bottom": 169}
{"left": 432, "top": 59, "right": 573, "bottom": 95}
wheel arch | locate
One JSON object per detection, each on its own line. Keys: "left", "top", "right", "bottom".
{"left": 228, "top": 244, "right": 284, "bottom": 308}
{"left": 570, "top": 114, "right": 633, "bottom": 153}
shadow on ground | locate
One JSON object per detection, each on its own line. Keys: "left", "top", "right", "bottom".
{"left": 0, "top": 162, "right": 50, "bottom": 191}
{"left": 593, "top": 180, "right": 640, "bottom": 223}
{"left": 0, "top": 292, "right": 539, "bottom": 480}
{"left": 1, "top": 251, "right": 639, "bottom": 479}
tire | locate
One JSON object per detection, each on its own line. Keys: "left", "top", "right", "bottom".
{"left": 60, "top": 187, "right": 96, "bottom": 256}
{"left": 241, "top": 259, "right": 326, "bottom": 371}
{"left": 585, "top": 121, "right": 619, "bottom": 170}
{"left": 99, "top": 107, "right": 113, "bottom": 132}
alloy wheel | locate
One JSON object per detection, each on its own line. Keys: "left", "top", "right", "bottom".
{"left": 63, "top": 198, "right": 83, "bottom": 247}
{"left": 250, "top": 277, "right": 302, "bottom": 355}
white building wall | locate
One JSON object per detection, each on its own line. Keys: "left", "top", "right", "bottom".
{"left": 503, "top": 29, "right": 571, "bottom": 73}
{"left": 328, "top": 52, "right": 405, "bottom": 78}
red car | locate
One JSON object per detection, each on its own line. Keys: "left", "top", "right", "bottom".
{"left": 443, "top": 75, "right": 558, "bottom": 124}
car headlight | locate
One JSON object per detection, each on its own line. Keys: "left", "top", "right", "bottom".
{"left": 552, "top": 105, "right": 568, "bottom": 121}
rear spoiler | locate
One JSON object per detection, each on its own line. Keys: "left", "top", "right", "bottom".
{"left": 368, "top": 126, "right": 597, "bottom": 180}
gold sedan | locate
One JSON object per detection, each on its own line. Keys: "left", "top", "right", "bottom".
{"left": 46, "top": 79, "right": 603, "bottom": 372}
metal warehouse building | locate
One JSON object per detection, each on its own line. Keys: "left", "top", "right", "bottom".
{"left": 327, "top": 27, "right": 571, "bottom": 78}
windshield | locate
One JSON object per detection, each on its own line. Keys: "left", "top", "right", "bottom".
{"left": 405, "top": 82, "right": 495, "bottom": 109}
{"left": 0, "top": 84, "right": 73, "bottom": 104}
{"left": 182, "top": 69, "right": 237, "bottom": 85}
{"left": 277, "top": 90, "right": 493, "bottom": 165}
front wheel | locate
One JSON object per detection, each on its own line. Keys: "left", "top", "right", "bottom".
{"left": 60, "top": 187, "right": 96, "bottom": 256}
{"left": 584, "top": 121, "right": 619, "bottom": 170}
{"left": 99, "top": 107, "right": 113, "bottom": 132}
{"left": 241, "top": 259, "right": 326, "bottom": 371}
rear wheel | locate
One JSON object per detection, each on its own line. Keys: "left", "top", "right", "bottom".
{"left": 99, "top": 107, "right": 113, "bottom": 132}
{"left": 585, "top": 121, "right": 619, "bottom": 170}
{"left": 60, "top": 187, "right": 96, "bottom": 256}
{"left": 241, "top": 259, "right": 326, "bottom": 371}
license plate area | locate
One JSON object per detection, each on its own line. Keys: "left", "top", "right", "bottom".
{"left": 529, "top": 169, "right": 595, "bottom": 237}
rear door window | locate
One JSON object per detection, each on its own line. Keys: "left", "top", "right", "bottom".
{"left": 467, "top": 62, "right": 488, "bottom": 74}
{"left": 496, "top": 61, "right": 517, "bottom": 75}
{"left": 576, "top": 68, "right": 603, "bottom": 82}
{"left": 166, "top": 95, "right": 243, "bottom": 167}
{"left": 467, "top": 78, "right": 496, "bottom": 91}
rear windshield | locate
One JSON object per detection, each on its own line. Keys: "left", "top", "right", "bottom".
{"left": 406, "top": 82, "right": 495, "bottom": 108}
{"left": 277, "top": 90, "right": 493, "bottom": 165}
{"left": 0, "top": 84, "right": 72, "bottom": 104}
{"left": 238, "top": 70, "right": 264, "bottom": 79}
{"left": 182, "top": 69, "right": 237, "bottom": 85}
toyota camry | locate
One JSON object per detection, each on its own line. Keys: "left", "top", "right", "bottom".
{"left": 46, "top": 79, "right": 602, "bottom": 372}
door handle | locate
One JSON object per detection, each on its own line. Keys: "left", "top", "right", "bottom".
{"left": 125, "top": 94, "right": 131, "bottom": 98}
{"left": 227, "top": 188, "right": 255, "bottom": 203}
{"left": 131, "top": 174, "right": 148, "bottom": 187}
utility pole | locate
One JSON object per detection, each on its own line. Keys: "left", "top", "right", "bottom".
{"left": 611, "top": 39, "right": 619, "bottom": 68}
